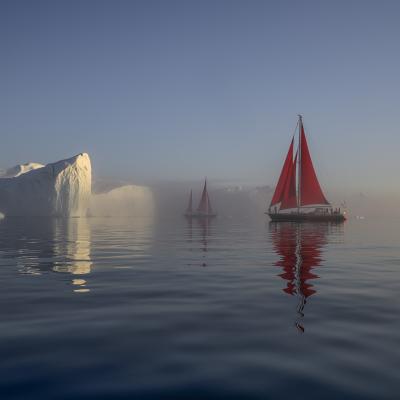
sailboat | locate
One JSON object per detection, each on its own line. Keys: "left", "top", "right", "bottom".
{"left": 267, "top": 115, "right": 346, "bottom": 222}
{"left": 185, "top": 179, "right": 217, "bottom": 218}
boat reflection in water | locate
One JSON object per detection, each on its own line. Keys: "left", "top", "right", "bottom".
{"left": 198, "top": 218, "right": 211, "bottom": 255}
{"left": 186, "top": 217, "right": 212, "bottom": 266}
{"left": 270, "top": 222, "right": 342, "bottom": 332}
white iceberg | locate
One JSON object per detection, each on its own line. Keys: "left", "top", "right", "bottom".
{"left": 0, "top": 162, "right": 45, "bottom": 178}
{"left": 0, "top": 153, "right": 91, "bottom": 217}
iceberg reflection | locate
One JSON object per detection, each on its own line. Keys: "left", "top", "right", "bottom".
{"left": 52, "top": 218, "right": 92, "bottom": 292}
{"left": 52, "top": 218, "right": 92, "bottom": 276}
{"left": 0, "top": 217, "right": 92, "bottom": 292}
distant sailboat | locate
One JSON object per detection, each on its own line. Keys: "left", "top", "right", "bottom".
{"left": 185, "top": 180, "right": 216, "bottom": 218}
{"left": 267, "top": 115, "right": 345, "bottom": 222}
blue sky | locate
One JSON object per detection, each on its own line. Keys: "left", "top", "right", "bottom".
{"left": 1, "top": 0, "right": 399, "bottom": 193}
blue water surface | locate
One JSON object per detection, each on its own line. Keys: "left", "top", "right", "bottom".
{"left": 0, "top": 215, "right": 399, "bottom": 399}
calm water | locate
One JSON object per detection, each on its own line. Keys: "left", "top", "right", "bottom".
{"left": 0, "top": 214, "right": 400, "bottom": 399}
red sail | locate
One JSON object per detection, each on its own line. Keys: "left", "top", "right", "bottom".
{"left": 186, "top": 190, "right": 193, "bottom": 213}
{"left": 270, "top": 138, "right": 294, "bottom": 207}
{"left": 207, "top": 195, "right": 213, "bottom": 215}
{"left": 300, "top": 125, "right": 329, "bottom": 206}
{"left": 197, "top": 180, "right": 209, "bottom": 214}
{"left": 280, "top": 152, "right": 298, "bottom": 210}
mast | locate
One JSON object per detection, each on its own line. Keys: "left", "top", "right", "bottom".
{"left": 204, "top": 179, "right": 208, "bottom": 214}
{"left": 297, "top": 115, "right": 302, "bottom": 213}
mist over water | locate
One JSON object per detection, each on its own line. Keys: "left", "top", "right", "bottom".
{"left": 149, "top": 179, "right": 400, "bottom": 220}
{"left": 151, "top": 181, "right": 271, "bottom": 219}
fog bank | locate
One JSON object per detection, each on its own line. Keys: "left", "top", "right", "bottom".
{"left": 90, "top": 185, "right": 155, "bottom": 217}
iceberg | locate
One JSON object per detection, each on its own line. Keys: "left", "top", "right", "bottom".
{"left": 0, "top": 153, "right": 91, "bottom": 217}
{"left": 0, "top": 162, "right": 45, "bottom": 178}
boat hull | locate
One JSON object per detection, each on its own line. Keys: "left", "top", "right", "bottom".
{"left": 267, "top": 212, "right": 345, "bottom": 222}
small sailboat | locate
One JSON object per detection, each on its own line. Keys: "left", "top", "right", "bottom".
{"left": 185, "top": 180, "right": 217, "bottom": 218}
{"left": 267, "top": 115, "right": 345, "bottom": 222}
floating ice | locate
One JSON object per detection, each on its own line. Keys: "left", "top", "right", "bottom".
{"left": 0, "top": 153, "right": 91, "bottom": 217}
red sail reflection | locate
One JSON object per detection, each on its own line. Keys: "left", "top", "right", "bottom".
{"left": 198, "top": 218, "right": 210, "bottom": 254}
{"left": 270, "top": 222, "right": 329, "bottom": 331}
{"left": 186, "top": 217, "right": 211, "bottom": 267}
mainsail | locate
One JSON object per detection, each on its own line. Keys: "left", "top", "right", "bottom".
{"left": 299, "top": 125, "right": 329, "bottom": 206}
{"left": 197, "top": 180, "right": 211, "bottom": 214}
{"left": 207, "top": 195, "right": 213, "bottom": 215}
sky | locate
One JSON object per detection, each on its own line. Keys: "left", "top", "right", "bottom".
{"left": 1, "top": 0, "right": 399, "bottom": 194}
